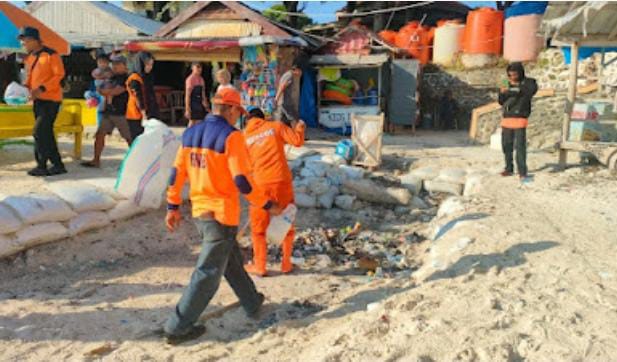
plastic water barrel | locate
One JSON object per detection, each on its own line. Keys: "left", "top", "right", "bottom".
{"left": 395, "top": 21, "right": 433, "bottom": 64}
{"left": 463, "top": 8, "right": 504, "bottom": 55}
{"left": 505, "top": 1, "right": 548, "bottom": 19}
{"left": 433, "top": 22, "right": 465, "bottom": 66}
{"left": 504, "top": 14, "right": 544, "bottom": 62}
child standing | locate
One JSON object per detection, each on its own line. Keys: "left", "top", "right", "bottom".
{"left": 215, "top": 68, "right": 235, "bottom": 93}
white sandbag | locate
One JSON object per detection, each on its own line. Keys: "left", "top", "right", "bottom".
{"left": 46, "top": 182, "right": 116, "bottom": 212}
{"left": 0, "top": 234, "right": 23, "bottom": 259}
{"left": 68, "top": 212, "right": 110, "bottom": 236}
{"left": 16, "top": 222, "right": 68, "bottom": 248}
{"left": 437, "top": 197, "right": 465, "bottom": 218}
{"left": 1, "top": 193, "right": 76, "bottom": 224}
{"left": 81, "top": 178, "right": 127, "bottom": 201}
{"left": 464, "top": 174, "right": 486, "bottom": 197}
{"left": 284, "top": 145, "right": 318, "bottom": 160}
{"left": 399, "top": 173, "right": 423, "bottom": 194}
{"left": 339, "top": 165, "right": 365, "bottom": 180}
{"left": 325, "top": 167, "right": 348, "bottom": 186}
{"left": 335, "top": 195, "right": 356, "bottom": 210}
{"left": 424, "top": 179, "right": 463, "bottom": 196}
{"left": 295, "top": 192, "right": 317, "bottom": 208}
{"left": 409, "top": 166, "right": 439, "bottom": 181}
{"left": 293, "top": 178, "right": 309, "bottom": 194}
{"left": 0, "top": 203, "right": 22, "bottom": 234}
{"left": 318, "top": 186, "right": 339, "bottom": 209}
{"left": 108, "top": 200, "right": 146, "bottom": 221}
{"left": 438, "top": 168, "right": 467, "bottom": 184}
{"left": 321, "top": 154, "right": 347, "bottom": 166}
{"left": 115, "top": 119, "right": 181, "bottom": 209}
{"left": 301, "top": 160, "right": 330, "bottom": 178}
{"left": 307, "top": 177, "right": 332, "bottom": 196}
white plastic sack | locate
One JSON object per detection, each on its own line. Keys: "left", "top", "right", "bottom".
{"left": 438, "top": 168, "right": 467, "bottom": 185}
{"left": 0, "top": 234, "right": 23, "bottom": 259}
{"left": 335, "top": 195, "right": 356, "bottom": 210}
{"left": 115, "top": 119, "right": 181, "bottom": 209}
{"left": 424, "top": 179, "right": 463, "bottom": 196}
{"left": 325, "top": 167, "right": 348, "bottom": 186}
{"left": 68, "top": 212, "right": 110, "bottom": 236}
{"left": 81, "top": 178, "right": 127, "bottom": 201}
{"left": 307, "top": 177, "right": 331, "bottom": 196}
{"left": 16, "top": 222, "right": 68, "bottom": 248}
{"left": 295, "top": 192, "right": 317, "bottom": 208}
{"left": 400, "top": 174, "right": 423, "bottom": 194}
{"left": 46, "top": 182, "right": 116, "bottom": 213}
{"left": 0, "top": 193, "right": 76, "bottom": 224}
{"left": 267, "top": 204, "right": 297, "bottom": 244}
{"left": 107, "top": 200, "right": 145, "bottom": 221}
{"left": 0, "top": 203, "right": 22, "bottom": 234}
{"left": 3, "top": 81, "right": 30, "bottom": 105}
{"left": 339, "top": 165, "right": 365, "bottom": 180}
{"left": 300, "top": 160, "right": 330, "bottom": 178}
{"left": 318, "top": 186, "right": 339, "bottom": 209}
{"left": 409, "top": 166, "right": 439, "bottom": 181}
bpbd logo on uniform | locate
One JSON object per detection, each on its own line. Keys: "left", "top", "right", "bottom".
{"left": 190, "top": 152, "right": 207, "bottom": 169}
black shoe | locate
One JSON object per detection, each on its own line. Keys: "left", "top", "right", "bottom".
{"left": 27, "top": 167, "right": 49, "bottom": 177}
{"left": 247, "top": 292, "right": 265, "bottom": 319}
{"left": 165, "top": 325, "right": 206, "bottom": 346}
{"left": 48, "top": 165, "right": 68, "bottom": 176}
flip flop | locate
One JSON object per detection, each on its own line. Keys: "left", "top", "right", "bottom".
{"left": 80, "top": 161, "right": 100, "bottom": 168}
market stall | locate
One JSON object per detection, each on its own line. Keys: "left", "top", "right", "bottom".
{"left": 310, "top": 53, "right": 388, "bottom": 135}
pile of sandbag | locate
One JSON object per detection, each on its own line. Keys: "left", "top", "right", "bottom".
{"left": 291, "top": 153, "right": 412, "bottom": 210}
{"left": 0, "top": 120, "right": 182, "bottom": 260}
{"left": 400, "top": 166, "right": 489, "bottom": 197}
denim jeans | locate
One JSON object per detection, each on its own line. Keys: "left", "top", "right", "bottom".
{"left": 502, "top": 127, "right": 527, "bottom": 176}
{"left": 164, "top": 218, "right": 262, "bottom": 336}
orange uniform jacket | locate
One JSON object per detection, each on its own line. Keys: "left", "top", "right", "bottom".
{"left": 125, "top": 73, "right": 145, "bottom": 120}
{"left": 243, "top": 118, "right": 305, "bottom": 185}
{"left": 24, "top": 47, "right": 65, "bottom": 102}
{"left": 167, "top": 114, "right": 272, "bottom": 226}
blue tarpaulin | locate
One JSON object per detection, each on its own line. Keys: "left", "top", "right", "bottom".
{"left": 505, "top": 2, "right": 548, "bottom": 19}
{"left": 0, "top": 10, "right": 20, "bottom": 51}
{"left": 562, "top": 47, "right": 617, "bottom": 65}
{"left": 299, "top": 66, "right": 318, "bottom": 128}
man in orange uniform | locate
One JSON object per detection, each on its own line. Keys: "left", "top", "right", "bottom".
{"left": 19, "top": 27, "right": 67, "bottom": 177}
{"left": 243, "top": 106, "right": 305, "bottom": 277}
{"left": 163, "top": 88, "right": 281, "bottom": 345}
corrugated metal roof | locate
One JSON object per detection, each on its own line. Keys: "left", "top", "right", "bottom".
{"left": 542, "top": 1, "right": 617, "bottom": 46}
{"left": 310, "top": 53, "right": 389, "bottom": 67}
{"left": 91, "top": 1, "right": 163, "bottom": 35}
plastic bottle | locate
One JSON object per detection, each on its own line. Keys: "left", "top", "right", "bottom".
{"left": 266, "top": 204, "right": 297, "bottom": 244}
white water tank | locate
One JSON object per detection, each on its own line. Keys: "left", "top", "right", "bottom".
{"left": 433, "top": 22, "right": 465, "bottom": 66}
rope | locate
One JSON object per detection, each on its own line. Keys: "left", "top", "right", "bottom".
{"left": 259, "top": 1, "right": 435, "bottom": 18}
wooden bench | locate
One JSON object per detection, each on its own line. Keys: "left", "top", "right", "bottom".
{"left": 0, "top": 101, "right": 84, "bottom": 159}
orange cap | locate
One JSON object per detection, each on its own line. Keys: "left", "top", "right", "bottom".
{"left": 212, "top": 87, "right": 246, "bottom": 114}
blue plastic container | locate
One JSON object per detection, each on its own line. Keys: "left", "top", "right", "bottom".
{"left": 366, "top": 89, "right": 379, "bottom": 106}
{"left": 335, "top": 139, "right": 355, "bottom": 161}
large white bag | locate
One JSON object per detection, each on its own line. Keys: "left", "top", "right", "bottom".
{"left": 115, "top": 119, "right": 181, "bottom": 209}
{"left": 107, "top": 200, "right": 145, "bottom": 221}
{"left": 0, "top": 203, "right": 23, "bottom": 234}
{"left": 16, "top": 222, "right": 69, "bottom": 248}
{"left": 3, "top": 81, "right": 30, "bottom": 105}
{"left": 68, "top": 212, "right": 110, "bottom": 236}
{"left": 0, "top": 234, "right": 23, "bottom": 259}
{"left": 0, "top": 193, "right": 76, "bottom": 224}
{"left": 46, "top": 182, "right": 116, "bottom": 212}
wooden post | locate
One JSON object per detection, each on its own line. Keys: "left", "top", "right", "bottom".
{"left": 559, "top": 42, "right": 579, "bottom": 169}
{"left": 599, "top": 48, "right": 605, "bottom": 94}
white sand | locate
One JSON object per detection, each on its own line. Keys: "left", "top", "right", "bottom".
{"left": 1, "top": 130, "right": 617, "bottom": 361}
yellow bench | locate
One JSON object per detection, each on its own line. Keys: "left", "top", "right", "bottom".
{"left": 0, "top": 100, "right": 84, "bottom": 160}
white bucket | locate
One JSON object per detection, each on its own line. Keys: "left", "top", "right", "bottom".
{"left": 266, "top": 204, "right": 297, "bottom": 244}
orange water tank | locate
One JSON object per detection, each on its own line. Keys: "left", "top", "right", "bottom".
{"left": 395, "top": 21, "right": 433, "bottom": 64}
{"left": 378, "top": 30, "right": 397, "bottom": 46}
{"left": 463, "top": 8, "right": 504, "bottom": 55}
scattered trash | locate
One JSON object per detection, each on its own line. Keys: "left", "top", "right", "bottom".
{"left": 84, "top": 343, "right": 117, "bottom": 357}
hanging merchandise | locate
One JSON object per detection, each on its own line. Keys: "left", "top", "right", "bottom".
{"left": 395, "top": 21, "right": 433, "bottom": 65}
{"left": 240, "top": 44, "right": 279, "bottom": 118}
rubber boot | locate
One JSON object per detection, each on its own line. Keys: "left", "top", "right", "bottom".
{"left": 244, "top": 235, "right": 267, "bottom": 277}
{"left": 280, "top": 229, "right": 294, "bottom": 274}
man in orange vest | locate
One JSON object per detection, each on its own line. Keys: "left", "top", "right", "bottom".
{"left": 19, "top": 27, "right": 67, "bottom": 177}
{"left": 243, "top": 106, "right": 305, "bottom": 277}
{"left": 163, "top": 88, "right": 282, "bottom": 345}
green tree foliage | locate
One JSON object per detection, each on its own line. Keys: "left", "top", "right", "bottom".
{"left": 263, "top": 2, "right": 314, "bottom": 30}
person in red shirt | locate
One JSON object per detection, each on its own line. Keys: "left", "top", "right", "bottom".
{"left": 184, "top": 62, "right": 210, "bottom": 127}
{"left": 243, "top": 106, "right": 305, "bottom": 276}
{"left": 19, "top": 26, "right": 66, "bottom": 177}
{"left": 163, "top": 88, "right": 282, "bottom": 345}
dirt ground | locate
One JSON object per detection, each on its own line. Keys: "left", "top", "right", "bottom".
{"left": 1, "top": 129, "right": 617, "bottom": 361}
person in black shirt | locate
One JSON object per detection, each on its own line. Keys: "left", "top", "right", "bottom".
{"left": 81, "top": 55, "right": 131, "bottom": 168}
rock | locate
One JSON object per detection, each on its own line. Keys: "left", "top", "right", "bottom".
{"left": 342, "top": 179, "right": 411, "bottom": 206}
{"left": 409, "top": 166, "right": 439, "bottom": 181}
{"left": 314, "top": 254, "right": 332, "bottom": 268}
{"left": 0, "top": 326, "right": 15, "bottom": 340}
{"left": 424, "top": 179, "right": 464, "bottom": 196}
{"left": 438, "top": 168, "right": 467, "bottom": 184}
{"left": 464, "top": 174, "right": 485, "bottom": 197}
{"left": 295, "top": 193, "right": 317, "bottom": 208}
{"left": 437, "top": 197, "right": 465, "bottom": 218}
{"left": 334, "top": 195, "right": 356, "bottom": 210}
{"left": 395, "top": 206, "right": 411, "bottom": 215}
{"left": 411, "top": 196, "right": 430, "bottom": 209}
{"left": 318, "top": 187, "right": 339, "bottom": 209}
{"left": 325, "top": 167, "right": 348, "bottom": 186}
{"left": 288, "top": 159, "right": 304, "bottom": 173}
{"left": 400, "top": 173, "right": 423, "bottom": 194}
{"left": 301, "top": 160, "right": 330, "bottom": 178}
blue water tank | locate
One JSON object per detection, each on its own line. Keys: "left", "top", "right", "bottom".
{"left": 505, "top": 1, "right": 548, "bottom": 19}
{"left": 366, "top": 89, "right": 378, "bottom": 106}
